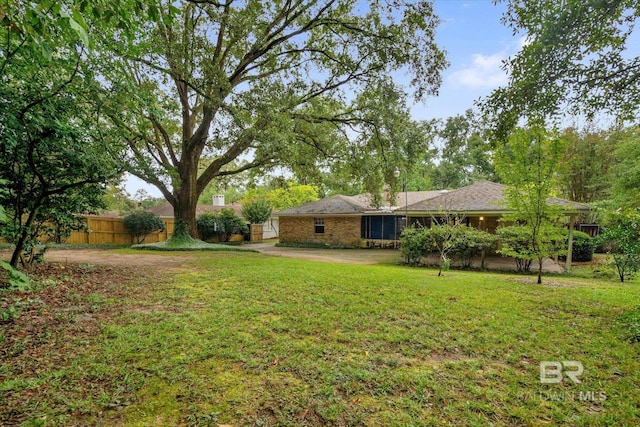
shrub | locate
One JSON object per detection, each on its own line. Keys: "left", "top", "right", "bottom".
{"left": 426, "top": 225, "right": 467, "bottom": 276}
{"left": 568, "top": 230, "right": 595, "bottom": 262}
{"left": 241, "top": 199, "right": 272, "bottom": 224}
{"left": 197, "top": 209, "right": 249, "bottom": 242}
{"left": 450, "top": 227, "right": 498, "bottom": 269}
{"left": 496, "top": 226, "right": 534, "bottom": 272}
{"left": 196, "top": 213, "right": 220, "bottom": 241}
{"left": 123, "top": 211, "right": 166, "bottom": 244}
{"left": 595, "top": 209, "right": 640, "bottom": 282}
{"left": 400, "top": 226, "right": 432, "bottom": 266}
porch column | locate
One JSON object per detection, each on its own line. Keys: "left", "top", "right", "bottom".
{"left": 565, "top": 215, "right": 576, "bottom": 272}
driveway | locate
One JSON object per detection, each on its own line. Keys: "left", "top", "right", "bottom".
{"left": 3, "top": 244, "right": 563, "bottom": 272}
{"left": 249, "top": 242, "right": 403, "bottom": 265}
{"left": 249, "top": 242, "right": 565, "bottom": 272}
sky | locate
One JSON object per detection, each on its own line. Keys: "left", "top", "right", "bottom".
{"left": 126, "top": 0, "right": 519, "bottom": 199}
{"left": 414, "top": 0, "right": 515, "bottom": 121}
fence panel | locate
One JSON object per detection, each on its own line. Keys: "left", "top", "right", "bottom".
{"left": 67, "top": 216, "right": 174, "bottom": 245}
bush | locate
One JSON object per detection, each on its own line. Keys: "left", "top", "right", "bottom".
{"left": 450, "top": 227, "right": 498, "bottom": 269}
{"left": 596, "top": 211, "right": 640, "bottom": 282}
{"left": 123, "top": 211, "right": 166, "bottom": 244}
{"left": 496, "top": 226, "right": 534, "bottom": 272}
{"left": 196, "top": 213, "right": 220, "bottom": 241}
{"left": 241, "top": 199, "right": 272, "bottom": 224}
{"left": 399, "top": 226, "right": 432, "bottom": 266}
{"left": 197, "top": 209, "right": 249, "bottom": 242}
{"left": 568, "top": 230, "right": 595, "bottom": 262}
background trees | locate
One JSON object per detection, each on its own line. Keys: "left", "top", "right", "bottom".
{"left": 95, "top": 0, "right": 447, "bottom": 238}
{"left": 427, "top": 110, "right": 496, "bottom": 189}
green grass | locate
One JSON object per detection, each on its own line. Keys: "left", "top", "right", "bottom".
{"left": 3, "top": 251, "right": 640, "bottom": 426}
{"left": 132, "top": 239, "right": 254, "bottom": 252}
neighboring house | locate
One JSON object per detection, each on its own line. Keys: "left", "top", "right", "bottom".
{"left": 145, "top": 196, "right": 279, "bottom": 239}
{"left": 275, "top": 181, "right": 590, "bottom": 260}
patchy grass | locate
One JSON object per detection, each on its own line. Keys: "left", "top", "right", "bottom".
{"left": 132, "top": 239, "right": 254, "bottom": 252}
{"left": 2, "top": 251, "right": 640, "bottom": 426}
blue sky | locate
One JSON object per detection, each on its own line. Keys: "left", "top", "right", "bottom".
{"left": 413, "top": 0, "right": 516, "bottom": 120}
{"left": 126, "top": 0, "right": 519, "bottom": 198}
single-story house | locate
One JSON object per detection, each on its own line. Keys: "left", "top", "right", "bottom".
{"left": 275, "top": 181, "right": 590, "bottom": 264}
{"left": 146, "top": 195, "right": 279, "bottom": 239}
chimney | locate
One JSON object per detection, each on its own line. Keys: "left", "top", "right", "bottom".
{"left": 212, "top": 195, "right": 225, "bottom": 206}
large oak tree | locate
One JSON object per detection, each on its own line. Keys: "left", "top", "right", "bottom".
{"left": 96, "top": 0, "right": 447, "bottom": 238}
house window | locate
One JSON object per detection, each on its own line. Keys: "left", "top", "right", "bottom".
{"left": 314, "top": 217, "right": 325, "bottom": 234}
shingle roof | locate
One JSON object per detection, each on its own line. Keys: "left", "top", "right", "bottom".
{"left": 275, "top": 195, "right": 369, "bottom": 216}
{"left": 275, "top": 181, "right": 590, "bottom": 216}
{"left": 405, "top": 181, "right": 590, "bottom": 213}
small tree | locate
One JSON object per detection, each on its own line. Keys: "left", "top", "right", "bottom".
{"left": 123, "top": 212, "right": 166, "bottom": 244}
{"left": 597, "top": 210, "right": 640, "bottom": 283}
{"left": 494, "top": 126, "right": 567, "bottom": 283}
{"left": 425, "top": 224, "right": 460, "bottom": 276}
{"left": 241, "top": 200, "right": 273, "bottom": 225}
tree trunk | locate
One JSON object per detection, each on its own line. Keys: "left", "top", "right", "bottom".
{"left": 172, "top": 163, "right": 200, "bottom": 239}
{"left": 173, "top": 194, "right": 199, "bottom": 239}
{"left": 537, "top": 257, "right": 543, "bottom": 284}
{"left": 10, "top": 197, "right": 43, "bottom": 267}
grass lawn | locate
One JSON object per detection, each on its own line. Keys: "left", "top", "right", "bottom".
{"left": 2, "top": 251, "right": 640, "bottom": 426}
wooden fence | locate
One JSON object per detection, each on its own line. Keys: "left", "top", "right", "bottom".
{"left": 65, "top": 216, "right": 175, "bottom": 245}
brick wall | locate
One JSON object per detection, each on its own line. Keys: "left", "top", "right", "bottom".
{"left": 279, "top": 216, "right": 361, "bottom": 247}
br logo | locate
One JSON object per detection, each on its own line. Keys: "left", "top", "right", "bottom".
{"left": 539, "top": 361, "right": 584, "bottom": 384}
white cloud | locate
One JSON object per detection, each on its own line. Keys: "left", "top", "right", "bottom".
{"left": 448, "top": 52, "right": 508, "bottom": 89}
{"left": 518, "top": 35, "right": 532, "bottom": 49}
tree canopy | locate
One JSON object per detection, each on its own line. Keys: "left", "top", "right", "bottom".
{"left": 94, "top": 0, "right": 447, "bottom": 238}
{"left": 0, "top": 0, "right": 124, "bottom": 266}
{"left": 485, "top": 0, "right": 640, "bottom": 136}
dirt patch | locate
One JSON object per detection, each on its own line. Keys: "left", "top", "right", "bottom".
{"left": 511, "top": 277, "right": 577, "bottom": 288}
{"left": 253, "top": 244, "right": 403, "bottom": 265}
{"left": 0, "top": 262, "right": 171, "bottom": 425}
{"left": 43, "top": 248, "right": 194, "bottom": 270}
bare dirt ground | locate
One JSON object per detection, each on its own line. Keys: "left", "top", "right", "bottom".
{"left": 43, "top": 248, "right": 192, "bottom": 270}
{"left": 251, "top": 243, "right": 403, "bottom": 265}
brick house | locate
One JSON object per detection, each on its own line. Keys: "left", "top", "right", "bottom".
{"left": 275, "top": 181, "right": 590, "bottom": 262}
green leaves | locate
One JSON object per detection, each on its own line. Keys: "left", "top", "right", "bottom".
{"left": 241, "top": 199, "right": 272, "bottom": 224}
{"left": 0, "top": 261, "right": 30, "bottom": 290}
{"left": 485, "top": 0, "right": 640, "bottom": 134}
{"left": 597, "top": 209, "right": 640, "bottom": 282}
{"left": 123, "top": 212, "right": 166, "bottom": 244}
{"left": 494, "top": 126, "right": 567, "bottom": 282}
{"left": 68, "top": 15, "right": 89, "bottom": 47}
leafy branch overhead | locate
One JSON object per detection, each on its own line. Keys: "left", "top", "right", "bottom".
{"left": 93, "top": 0, "right": 448, "bottom": 237}
{"left": 485, "top": 0, "right": 640, "bottom": 136}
